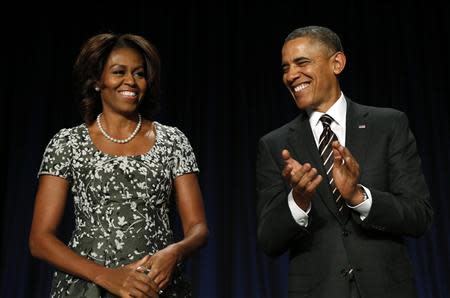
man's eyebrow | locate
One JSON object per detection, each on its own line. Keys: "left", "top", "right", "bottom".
{"left": 293, "top": 57, "right": 309, "bottom": 63}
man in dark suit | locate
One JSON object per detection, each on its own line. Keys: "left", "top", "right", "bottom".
{"left": 256, "top": 26, "right": 433, "bottom": 298}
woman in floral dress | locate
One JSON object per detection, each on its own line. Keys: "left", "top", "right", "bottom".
{"left": 29, "top": 33, "right": 208, "bottom": 298}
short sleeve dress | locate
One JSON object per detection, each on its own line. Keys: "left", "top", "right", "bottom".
{"left": 38, "top": 121, "right": 198, "bottom": 298}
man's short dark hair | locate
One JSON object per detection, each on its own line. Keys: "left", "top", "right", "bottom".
{"left": 285, "top": 26, "right": 344, "bottom": 54}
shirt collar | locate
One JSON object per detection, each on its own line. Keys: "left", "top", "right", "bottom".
{"left": 308, "top": 92, "right": 347, "bottom": 128}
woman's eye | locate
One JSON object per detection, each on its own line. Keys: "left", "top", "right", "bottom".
{"left": 134, "top": 71, "right": 145, "bottom": 78}
{"left": 112, "top": 70, "right": 125, "bottom": 75}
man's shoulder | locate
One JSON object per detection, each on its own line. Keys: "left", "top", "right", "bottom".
{"left": 350, "top": 100, "right": 406, "bottom": 121}
{"left": 259, "top": 115, "right": 302, "bottom": 143}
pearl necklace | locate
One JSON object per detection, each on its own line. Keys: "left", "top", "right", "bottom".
{"left": 96, "top": 113, "right": 142, "bottom": 144}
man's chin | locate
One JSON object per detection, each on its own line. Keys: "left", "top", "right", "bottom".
{"left": 294, "top": 97, "right": 310, "bottom": 110}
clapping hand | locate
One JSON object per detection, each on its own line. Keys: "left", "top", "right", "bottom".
{"left": 331, "top": 141, "right": 364, "bottom": 206}
{"left": 281, "top": 149, "right": 323, "bottom": 210}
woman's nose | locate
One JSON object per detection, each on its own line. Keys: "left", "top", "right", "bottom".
{"left": 124, "top": 73, "right": 136, "bottom": 85}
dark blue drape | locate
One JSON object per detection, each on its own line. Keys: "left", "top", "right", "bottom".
{"left": 1, "top": 1, "right": 449, "bottom": 297}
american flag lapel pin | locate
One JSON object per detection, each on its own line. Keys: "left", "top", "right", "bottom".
{"left": 358, "top": 124, "right": 366, "bottom": 129}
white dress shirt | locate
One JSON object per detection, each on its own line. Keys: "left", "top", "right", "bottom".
{"left": 288, "top": 93, "right": 372, "bottom": 227}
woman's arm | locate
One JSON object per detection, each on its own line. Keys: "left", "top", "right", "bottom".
{"left": 29, "top": 175, "right": 159, "bottom": 298}
{"left": 146, "top": 173, "right": 208, "bottom": 289}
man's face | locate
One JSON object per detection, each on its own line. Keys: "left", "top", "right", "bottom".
{"left": 281, "top": 37, "right": 344, "bottom": 112}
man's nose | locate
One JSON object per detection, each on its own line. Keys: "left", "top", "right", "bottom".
{"left": 285, "top": 66, "right": 300, "bottom": 83}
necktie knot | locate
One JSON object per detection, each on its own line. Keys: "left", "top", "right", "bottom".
{"left": 320, "top": 114, "right": 333, "bottom": 128}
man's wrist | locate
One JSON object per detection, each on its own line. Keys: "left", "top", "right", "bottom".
{"left": 359, "top": 185, "right": 368, "bottom": 201}
{"left": 292, "top": 190, "right": 311, "bottom": 211}
{"left": 349, "top": 185, "right": 367, "bottom": 206}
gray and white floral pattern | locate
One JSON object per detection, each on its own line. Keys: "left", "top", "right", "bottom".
{"left": 39, "top": 122, "right": 198, "bottom": 297}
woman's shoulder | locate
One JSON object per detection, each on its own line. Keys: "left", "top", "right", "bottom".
{"left": 154, "top": 121, "right": 189, "bottom": 140}
{"left": 47, "top": 124, "right": 87, "bottom": 146}
{"left": 53, "top": 123, "right": 85, "bottom": 136}
{"left": 153, "top": 121, "right": 195, "bottom": 153}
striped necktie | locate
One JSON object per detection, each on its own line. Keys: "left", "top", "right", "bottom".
{"left": 319, "top": 114, "right": 345, "bottom": 213}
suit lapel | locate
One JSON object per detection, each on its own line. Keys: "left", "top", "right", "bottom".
{"left": 286, "top": 112, "right": 344, "bottom": 223}
{"left": 286, "top": 112, "right": 321, "bottom": 168}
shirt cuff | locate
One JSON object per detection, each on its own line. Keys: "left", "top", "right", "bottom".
{"left": 347, "top": 184, "right": 372, "bottom": 220}
{"left": 287, "top": 190, "right": 310, "bottom": 227}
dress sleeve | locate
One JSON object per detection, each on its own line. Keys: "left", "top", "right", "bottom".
{"left": 171, "top": 128, "right": 199, "bottom": 178}
{"left": 38, "top": 128, "right": 73, "bottom": 181}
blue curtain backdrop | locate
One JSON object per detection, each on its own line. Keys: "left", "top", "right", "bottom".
{"left": 1, "top": 1, "right": 449, "bottom": 297}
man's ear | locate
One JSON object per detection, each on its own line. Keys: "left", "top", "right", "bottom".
{"left": 333, "top": 52, "right": 346, "bottom": 75}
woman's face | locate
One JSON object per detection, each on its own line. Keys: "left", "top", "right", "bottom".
{"left": 97, "top": 47, "right": 148, "bottom": 115}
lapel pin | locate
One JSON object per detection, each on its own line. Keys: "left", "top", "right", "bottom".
{"left": 358, "top": 124, "right": 366, "bottom": 129}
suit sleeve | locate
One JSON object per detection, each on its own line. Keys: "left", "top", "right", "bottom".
{"left": 357, "top": 112, "right": 433, "bottom": 237}
{"left": 256, "top": 137, "right": 310, "bottom": 257}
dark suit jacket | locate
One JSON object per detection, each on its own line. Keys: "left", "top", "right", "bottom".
{"left": 256, "top": 99, "right": 433, "bottom": 298}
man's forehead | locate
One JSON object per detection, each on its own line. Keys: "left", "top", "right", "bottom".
{"left": 281, "top": 37, "right": 329, "bottom": 59}
{"left": 283, "top": 36, "right": 327, "bottom": 51}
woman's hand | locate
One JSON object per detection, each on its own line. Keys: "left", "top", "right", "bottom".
{"left": 140, "top": 173, "right": 208, "bottom": 292}
{"left": 145, "top": 244, "right": 181, "bottom": 291}
{"left": 94, "top": 255, "right": 160, "bottom": 298}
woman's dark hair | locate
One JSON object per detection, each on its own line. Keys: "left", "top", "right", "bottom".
{"left": 73, "top": 33, "right": 161, "bottom": 124}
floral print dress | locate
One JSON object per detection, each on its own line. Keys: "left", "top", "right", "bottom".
{"left": 38, "top": 122, "right": 198, "bottom": 297}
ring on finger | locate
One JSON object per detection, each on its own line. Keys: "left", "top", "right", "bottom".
{"left": 136, "top": 265, "right": 151, "bottom": 275}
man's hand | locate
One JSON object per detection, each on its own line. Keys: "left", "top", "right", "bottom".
{"left": 282, "top": 149, "right": 323, "bottom": 210}
{"left": 331, "top": 141, "right": 365, "bottom": 206}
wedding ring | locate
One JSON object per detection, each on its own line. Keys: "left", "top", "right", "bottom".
{"left": 158, "top": 289, "right": 164, "bottom": 295}
{"left": 136, "top": 265, "right": 151, "bottom": 275}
